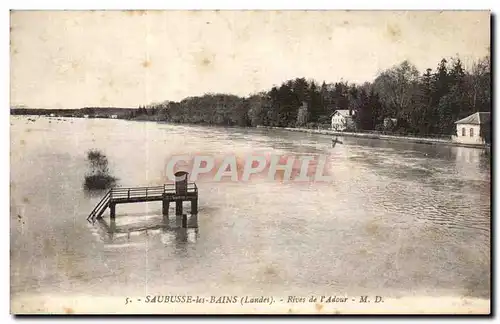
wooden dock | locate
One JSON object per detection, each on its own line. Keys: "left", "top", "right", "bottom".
{"left": 87, "top": 175, "right": 198, "bottom": 224}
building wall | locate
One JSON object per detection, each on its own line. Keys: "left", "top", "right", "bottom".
{"left": 453, "top": 124, "right": 484, "bottom": 144}
{"left": 383, "top": 118, "right": 397, "bottom": 129}
{"left": 331, "top": 114, "right": 354, "bottom": 131}
{"left": 331, "top": 115, "right": 345, "bottom": 131}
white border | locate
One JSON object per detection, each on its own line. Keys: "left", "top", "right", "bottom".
{"left": 2, "top": 1, "right": 497, "bottom": 323}
{"left": 3, "top": 1, "right": 499, "bottom": 10}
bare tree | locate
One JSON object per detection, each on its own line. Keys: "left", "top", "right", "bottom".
{"left": 373, "top": 60, "right": 420, "bottom": 118}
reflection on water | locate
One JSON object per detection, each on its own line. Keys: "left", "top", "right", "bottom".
{"left": 10, "top": 116, "right": 490, "bottom": 300}
{"left": 94, "top": 213, "right": 199, "bottom": 246}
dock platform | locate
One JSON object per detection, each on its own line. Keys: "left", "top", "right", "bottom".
{"left": 87, "top": 175, "right": 198, "bottom": 224}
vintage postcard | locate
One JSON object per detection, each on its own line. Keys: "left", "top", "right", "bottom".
{"left": 9, "top": 9, "right": 491, "bottom": 315}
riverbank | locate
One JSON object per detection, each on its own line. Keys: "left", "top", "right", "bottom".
{"left": 257, "top": 126, "right": 489, "bottom": 150}
{"left": 11, "top": 115, "right": 490, "bottom": 150}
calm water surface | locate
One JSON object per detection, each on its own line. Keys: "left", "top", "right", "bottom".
{"left": 10, "top": 116, "right": 490, "bottom": 300}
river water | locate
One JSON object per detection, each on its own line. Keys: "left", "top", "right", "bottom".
{"left": 10, "top": 116, "right": 490, "bottom": 306}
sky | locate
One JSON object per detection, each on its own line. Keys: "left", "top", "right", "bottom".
{"left": 10, "top": 10, "right": 491, "bottom": 109}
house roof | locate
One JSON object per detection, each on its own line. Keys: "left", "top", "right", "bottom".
{"left": 455, "top": 112, "right": 490, "bottom": 125}
{"left": 331, "top": 110, "right": 353, "bottom": 117}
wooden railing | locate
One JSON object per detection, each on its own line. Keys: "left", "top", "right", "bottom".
{"left": 86, "top": 190, "right": 111, "bottom": 223}
{"left": 108, "top": 183, "right": 198, "bottom": 200}
{"left": 110, "top": 185, "right": 165, "bottom": 200}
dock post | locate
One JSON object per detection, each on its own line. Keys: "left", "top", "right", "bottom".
{"left": 191, "top": 198, "right": 198, "bottom": 214}
{"left": 110, "top": 203, "right": 116, "bottom": 220}
{"left": 181, "top": 214, "right": 188, "bottom": 228}
{"left": 162, "top": 198, "right": 170, "bottom": 218}
{"left": 109, "top": 217, "right": 117, "bottom": 234}
{"left": 176, "top": 201, "right": 183, "bottom": 216}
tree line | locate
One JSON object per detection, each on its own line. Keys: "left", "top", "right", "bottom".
{"left": 135, "top": 54, "right": 490, "bottom": 136}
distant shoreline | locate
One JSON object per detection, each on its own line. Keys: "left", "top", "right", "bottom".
{"left": 11, "top": 115, "right": 489, "bottom": 150}
{"left": 256, "top": 126, "right": 490, "bottom": 150}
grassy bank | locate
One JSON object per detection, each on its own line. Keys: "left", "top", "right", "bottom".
{"left": 127, "top": 115, "right": 162, "bottom": 122}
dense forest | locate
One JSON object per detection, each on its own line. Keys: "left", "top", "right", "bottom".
{"left": 134, "top": 54, "right": 490, "bottom": 137}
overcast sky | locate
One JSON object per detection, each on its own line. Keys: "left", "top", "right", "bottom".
{"left": 10, "top": 10, "right": 490, "bottom": 109}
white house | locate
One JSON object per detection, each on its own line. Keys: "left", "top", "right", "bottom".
{"left": 331, "top": 110, "right": 355, "bottom": 131}
{"left": 383, "top": 118, "right": 398, "bottom": 129}
{"left": 452, "top": 112, "right": 490, "bottom": 145}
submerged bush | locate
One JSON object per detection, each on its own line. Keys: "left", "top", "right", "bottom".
{"left": 84, "top": 149, "right": 117, "bottom": 190}
{"left": 84, "top": 174, "right": 116, "bottom": 190}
